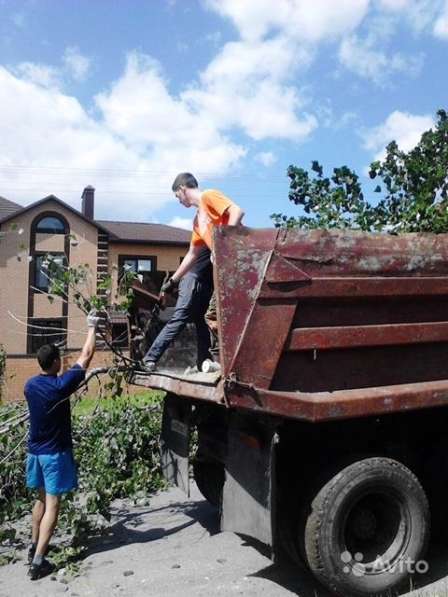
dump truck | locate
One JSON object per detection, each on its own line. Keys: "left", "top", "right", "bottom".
{"left": 127, "top": 225, "right": 448, "bottom": 597}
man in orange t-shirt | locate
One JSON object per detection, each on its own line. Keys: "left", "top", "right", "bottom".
{"left": 141, "top": 172, "right": 244, "bottom": 372}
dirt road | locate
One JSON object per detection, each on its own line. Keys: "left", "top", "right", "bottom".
{"left": 1, "top": 483, "right": 448, "bottom": 597}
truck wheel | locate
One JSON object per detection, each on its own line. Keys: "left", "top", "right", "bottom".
{"left": 192, "top": 460, "right": 224, "bottom": 508}
{"left": 304, "top": 457, "right": 429, "bottom": 597}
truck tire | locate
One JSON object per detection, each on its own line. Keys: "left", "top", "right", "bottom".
{"left": 304, "top": 457, "right": 429, "bottom": 597}
{"left": 192, "top": 460, "right": 224, "bottom": 508}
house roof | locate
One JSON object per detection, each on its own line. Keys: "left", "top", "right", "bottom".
{"left": 96, "top": 220, "right": 190, "bottom": 245}
{"left": 0, "top": 196, "right": 22, "bottom": 219}
{"left": 0, "top": 195, "right": 112, "bottom": 234}
{"left": 0, "top": 194, "right": 190, "bottom": 246}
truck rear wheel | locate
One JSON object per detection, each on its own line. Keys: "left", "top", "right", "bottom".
{"left": 304, "top": 457, "right": 429, "bottom": 596}
{"left": 192, "top": 460, "right": 224, "bottom": 508}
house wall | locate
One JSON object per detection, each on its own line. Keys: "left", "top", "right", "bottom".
{"left": 0, "top": 200, "right": 189, "bottom": 401}
{"left": 2, "top": 350, "right": 144, "bottom": 402}
{"left": 108, "top": 242, "right": 188, "bottom": 300}
{"left": 0, "top": 199, "right": 98, "bottom": 355}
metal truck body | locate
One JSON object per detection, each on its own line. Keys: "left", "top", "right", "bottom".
{"left": 130, "top": 226, "right": 448, "bottom": 596}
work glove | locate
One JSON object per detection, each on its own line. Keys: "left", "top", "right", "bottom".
{"left": 160, "top": 277, "right": 176, "bottom": 295}
{"left": 87, "top": 309, "right": 101, "bottom": 329}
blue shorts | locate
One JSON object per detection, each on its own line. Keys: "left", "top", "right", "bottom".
{"left": 26, "top": 450, "right": 78, "bottom": 496}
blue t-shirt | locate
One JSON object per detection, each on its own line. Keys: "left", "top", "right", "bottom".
{"left": 25, "top": 364, "right": 86, "bottom": 455}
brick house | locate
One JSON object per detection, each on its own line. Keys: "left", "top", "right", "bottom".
{"left": 0, "top": 187, "right": 189, "bottom": 400}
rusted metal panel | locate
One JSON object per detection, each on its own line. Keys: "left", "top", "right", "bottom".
{"left": 260, "top": 277, "right": 448, "bottom": 300}
{"left": 226, "top": 379, "right": 448, "bottom": 422}
{"left": 225, "top": 250, "right": 306, "bottom": 389}
{"left": 287, "top": 322, "right": 448, "bottom": 351}
{"left": 229, "top": 299, "right": 297, "bottom": 389}
{"left": 213, "top": 227, "right": 278, "bottom": 377}
{"left": 131, "top": 227, "right": 448, "bottom": 424}
{"left": 292, "top": 297, "right": 448, "bottom": 328}
{"left": 275, "top": 229, "right": 448, "bottom": 276}
{"left": 130, "top": 371, "right": 224, "bottom": 403}
{"left": 264, "top": 251, "right": 311, "bottom": 283}
{"left": 272, "top": 343, "right": 448, "bottom": 392}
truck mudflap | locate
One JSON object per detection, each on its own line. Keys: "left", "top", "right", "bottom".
{"left": 221, "top": 413, "right": 278, "bottom": 551}
{"left": 160, "top": 393, "right": 192, "bottom": 496}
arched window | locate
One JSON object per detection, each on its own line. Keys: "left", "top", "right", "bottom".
{"left": 35, "top": 215, "right": 66, "bottom": 234}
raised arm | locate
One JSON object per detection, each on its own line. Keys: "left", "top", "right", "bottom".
{"left": 76, "top": 311, "right": 99, "bottom": 369}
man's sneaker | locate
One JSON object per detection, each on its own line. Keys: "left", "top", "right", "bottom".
{"left": 28, "top": 558, "right": 54, "bottom": 580}
{"left": 140, "top": 361, "right": 157, "bottom": 373}
{"left": 27, "top": 545, "right": 49, "bottom": 565}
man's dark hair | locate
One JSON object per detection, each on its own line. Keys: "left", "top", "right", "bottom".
{"left": 172, "top": 172, "right": 198, "bottom": 192}
{"left": 37, "top": 344, "right": 60, "bottom": 371}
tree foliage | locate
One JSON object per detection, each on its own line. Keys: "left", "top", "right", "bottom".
{"left": 272, "top": 109, "right": 448, "bottom": 233}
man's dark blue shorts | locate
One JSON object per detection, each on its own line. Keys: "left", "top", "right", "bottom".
{"left": 26, "top": 450, "right": 78, "bottom": 495}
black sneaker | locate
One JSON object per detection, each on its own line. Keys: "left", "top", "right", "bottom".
{"left": 27, "top": 544, "right": 49, "bottom": 565}
{"left": 28, "top": 558, "right": 54, "bottom": 580}
{"left": 27, "top": 545, "right": 36, "bottom": 565}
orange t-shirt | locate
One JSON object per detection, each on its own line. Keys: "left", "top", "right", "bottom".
{"left": 191, "top": 189, "right": 235, "bottom": 249}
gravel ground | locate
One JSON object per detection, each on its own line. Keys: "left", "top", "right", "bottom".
{"left": 1, "top": 483, "right": 448, "bottom": 597}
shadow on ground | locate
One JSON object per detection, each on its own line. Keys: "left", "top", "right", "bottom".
{"left": 83, "top": 498, "right": 220, "bottom": 558}
{"left": 80, "top": 495, "right": 448, "bottom": 597}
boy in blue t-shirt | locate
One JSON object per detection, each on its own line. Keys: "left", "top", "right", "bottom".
{"left": 24, "top": 310, "right": 100, "bottom": 580}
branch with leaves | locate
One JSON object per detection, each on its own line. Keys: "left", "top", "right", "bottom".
{"left": 272, "top": 109, "right": 448, "bottom": 234}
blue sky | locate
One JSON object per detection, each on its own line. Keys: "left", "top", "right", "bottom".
{"left": 1, "top": 0, "right": 447, "bottom": 229}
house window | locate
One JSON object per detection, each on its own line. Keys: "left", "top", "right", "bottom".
{"left": 29, "top": 318, "right": 65, "bottom": 354}
{"left": 118, "top": 255, "right": 159, "bottom": 293}
{"left": 35, "top": 216, "right": 66, "bottom": 234}
{"left": 34, "top": 254, "right": 65, "bottom": 292}
{"left": 119, "top": 256, "right": 155, "bottom": 275}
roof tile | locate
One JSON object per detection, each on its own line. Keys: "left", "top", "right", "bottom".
{"left": 96, "top": 220, "right": 190, "bottom": 244}
{"left": 0, "top": 196, "right": 22, "bottom": 219}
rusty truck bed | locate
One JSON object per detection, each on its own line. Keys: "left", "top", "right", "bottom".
{"left": 130, "top": 227, "right": 448, "bottom": 422}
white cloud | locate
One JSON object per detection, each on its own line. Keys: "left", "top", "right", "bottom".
{"left": 196, "top": 0, "right": 381, "bottom": 140}
{"left": 376, "top": 0, "right": 444, "bottom": 34}
{"left": 405, "top": 0, "right": 443, "bottom": 33}
{"left": 204, "top": 0, "right": 369, "bottom": 43}
{"left": 4, "top": 0, "right": 443, "bottom": 224}
{"left": 168, "top": 217, "right": 192, "bottom": 230}
{"left": 339, "top": 35, "right": 423, "bottom": 84}
{"left": 434, "top": 0, "right": 448, "bottom": 38}
{"left": 378, "top": 0, "right": 411, "bottom": 11}
{"left": 255, "top": 152, "right": 277, "bottom": 167}
{"left": 363, "top": 110, "right": 434, "bottom": 160}
{"left": 14, "top": 62, "right": 60, "bottom": 88}
{"left": 95, "top": 53, "right": 246, "bottom": 168}
{"left": 12, "top": 48, "right": 91, "bottom": 91}
{"left": 0, "top": 65, "right": 164, "bottom": 216}
{"left": 63, "top": 46, "right": 91, "bottom": 81}
{"left": 183, "top": 37, "right": 316, "bottom": 141}
{"left": 0, "top": 55, "right": 246, "bottom": 220}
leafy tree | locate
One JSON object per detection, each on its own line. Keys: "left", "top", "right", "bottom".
{"left": 272, "top": 109, "right": 448, "bottom": 233}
